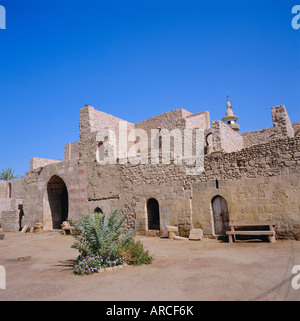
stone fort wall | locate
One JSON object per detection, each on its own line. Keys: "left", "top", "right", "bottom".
{"left": 1, "top": 104, "right": 299, "bottom": 240}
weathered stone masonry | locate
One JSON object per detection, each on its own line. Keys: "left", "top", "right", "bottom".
{"left": 1, "top": 101, "right": 299, "bottom": 240}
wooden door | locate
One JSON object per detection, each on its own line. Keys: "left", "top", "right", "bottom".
{"left": 212, "top": 196, "right": 229, "bottom": 235}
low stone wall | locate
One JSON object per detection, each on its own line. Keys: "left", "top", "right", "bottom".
{"left": 0, "top": 198, "right": 23, "bottom": 231}
{"left": 0, "top": 210, "right": 19, "bottom": 232}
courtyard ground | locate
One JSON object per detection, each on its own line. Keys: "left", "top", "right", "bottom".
{"left": 0, "top": 231, "right": 299, "bottom": 301}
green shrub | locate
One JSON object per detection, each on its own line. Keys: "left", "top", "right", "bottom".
{"left": 70, "top": 208, "right": 153, "bottom": 275}
{"left": 122, "top": 239, "right": 153, "bottom": 266}
{"left": 70, "top": 208, "right": 135, "bottom": 257}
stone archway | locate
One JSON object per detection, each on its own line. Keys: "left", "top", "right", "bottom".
{"left": 44, "top": 175, "right": 68, "bottom": 230}
{"left": 147, "top": 198, "right": 160, "bottom": 230}
{"left": 94, "top": 207, "right": 103, "bottom": 214}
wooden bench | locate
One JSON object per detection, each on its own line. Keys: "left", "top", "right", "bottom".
{"left": 226, "top": 220, "right": 276, "bottom": 243}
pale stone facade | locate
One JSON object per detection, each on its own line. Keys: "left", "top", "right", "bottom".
{"left": 0, "top": 101, "right": 299, "bottom": 240}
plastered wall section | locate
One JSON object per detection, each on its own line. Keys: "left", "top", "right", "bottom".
{"left": 135, "top": 108, "right": 192, "bottom": 132}
{"left": 64, "top": 141, "right": 80, "bottom": 161}
{"left": 184, "top": 111, "right": 210, "bottom": 130}
{"left": 207, "top": 120, "right": 244, "bottom": 153}
{"left": 0, "top": 181, "right": 8, "bottom": 198}
{"left": 30, "top": 157, "right": 62, "bottom": 170}
{"left": 0, "top": 179, "right": 25, "bottom": 200}
{"left": 79, "top": 105, "right": 135, "bottom": 160}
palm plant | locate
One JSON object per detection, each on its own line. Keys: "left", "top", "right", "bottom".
{"left": 70, "top": 208, "right": 135, "bottom": 257}
{"left": 0, "top": 168, "right": 18, "bottom": 181}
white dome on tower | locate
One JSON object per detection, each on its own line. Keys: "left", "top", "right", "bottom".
{"left": 221, "top": 93, "right": 240, "bottom": 132}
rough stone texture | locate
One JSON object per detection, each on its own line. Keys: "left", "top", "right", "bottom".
{"left": 271, "top": 105, "right": 294, "bottom": 138}
{"left": 241, "top": 126, "right": 276, "bottom": 148}
{"left": 0, "top": 181, "right": 8, "bottom": 198}
{"left": 1, "top": 211, "right": 19, "bottom": 231}
{"left": 185, "top": 111, "right": 210, "bottom": 130}
{"left": 191, "top": 173, "right": 300, "bottom": 239}
{"left": 211, "top": 120, "right": 244, "bottom": 153}
{"left": 1, "top": 103, "right": 299, "bottom": 239}
{"left": 0, "top": 198, "right": 23, "bottom": 231}
{"left": 293, "top": 122, "right": 300, "bottom": 136}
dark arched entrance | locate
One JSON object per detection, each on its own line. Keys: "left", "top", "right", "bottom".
{"left": 94, "top": 207, "right": 103, "bottom": 214}
{"left": 47, "top": 175, "right": 68, "bottom": 229}
{"left": 211, "top": 195, "right": 229, "bottom": 236}
{"left": 147, "top": 198, "right": 160, "bottom": 230}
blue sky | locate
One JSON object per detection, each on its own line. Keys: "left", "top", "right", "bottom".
{"left": 0, "top": 0, "right": 299, "bottom": 177}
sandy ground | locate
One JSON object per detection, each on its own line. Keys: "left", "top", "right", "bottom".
{"left": 0, "top": 231, "right": 299, "bottom": 301}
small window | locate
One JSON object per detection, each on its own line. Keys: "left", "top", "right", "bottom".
{"left": 8, "top": 182, "right": 12, "bottom": 198}
{"left": 97, "top": 141, "right": 104, "bottom": 161}
{"left": 215, "top": 179, "right": 219, "bottom": 189}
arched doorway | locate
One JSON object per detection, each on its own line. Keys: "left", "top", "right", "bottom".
{"left": 147, "top": 198, "right": 160, "bottom": 230}
{"left": 47, "top": 175, "right": 68, "bottom": 229}
{"left": 211, "top": 195, "right": 229, "bottom": 236}
{"left": 94, "top": 207, "right": 103, "bottom": 214}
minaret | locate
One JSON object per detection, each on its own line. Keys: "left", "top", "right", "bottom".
{"left": 222, "top": 93, "right": 240, "bottom": 132}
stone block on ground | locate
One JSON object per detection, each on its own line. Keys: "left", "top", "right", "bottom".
{"left": 21, "top": 225, "right": 30, "bottom": 233}
{"left": 166, "top": 225, "right": 178, "bottom": 232}
{"left": 145, "top": 230, "right": 160, "bottom": 237}
{"left": 189, "top": 228, "right": 203, "bottom": 241}
{"left": 17, "top": 256, "right": 31, "bottom": 261}
{"left": 166, "top": 225, "right": 178, "bottom": 239}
